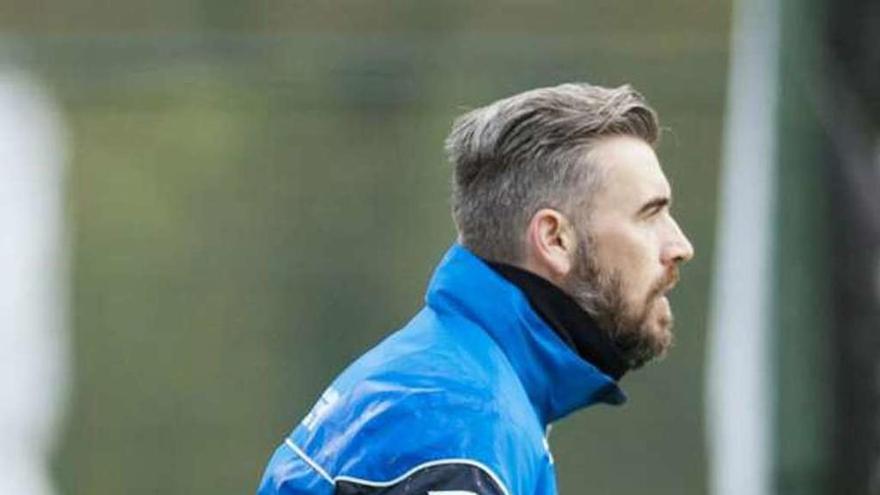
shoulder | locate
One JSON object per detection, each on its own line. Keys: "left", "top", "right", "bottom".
{"left": 291, "top": 381, "right": 539, "bottom": 495}
{"left": 265, "top": 308, "right": 547, "bottom": 494}
{"left": 294, "top": 357, "right": 544, "bottom": 493}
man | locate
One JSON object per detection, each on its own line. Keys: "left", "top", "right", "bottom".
{"left": 257, "top": 82, "right": 694, "bottom": 495}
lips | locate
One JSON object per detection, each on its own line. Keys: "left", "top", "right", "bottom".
{"left": 647, "top": 271, "right": 677, "bottom": 303}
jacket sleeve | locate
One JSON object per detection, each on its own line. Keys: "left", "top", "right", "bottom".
{"left": 334, "top": 461, "right": 509, "bottom": 495}
{"left": 257, "top": 438, "right": 510, "bottom": 495}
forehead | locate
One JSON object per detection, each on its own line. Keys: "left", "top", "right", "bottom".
{"left": 587, "top": 136, "right": 670, "bottom": 211}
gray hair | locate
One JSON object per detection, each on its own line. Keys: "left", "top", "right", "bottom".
{"left": 445, "top": 82, "right": 660, "bottom": 263}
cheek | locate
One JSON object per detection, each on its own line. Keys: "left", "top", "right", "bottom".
{"left": 592, "top": 224, "right": 659, "bottom": 299}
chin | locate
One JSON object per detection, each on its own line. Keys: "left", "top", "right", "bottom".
{"left": 651, "top": 323, "right": 674, "bottom": 357}
{"left": 645, "top": 301, "right": 675, "bottom": 357}
{"left": 617, "top": 309, "right": 675, "bottom": 369}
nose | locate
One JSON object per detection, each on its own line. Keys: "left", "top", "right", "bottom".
{"left": 662, "top": 218, "right": 694, "bottom": 266}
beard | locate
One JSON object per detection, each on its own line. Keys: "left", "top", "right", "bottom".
{"left": 561, "top": 235, "right": 679, "bottom": 370}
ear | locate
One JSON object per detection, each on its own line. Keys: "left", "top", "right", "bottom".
{"left": 524, "top": 208, "right": 578, "bottom": 280}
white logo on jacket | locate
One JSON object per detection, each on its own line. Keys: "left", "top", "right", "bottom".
{"left": 302, "top": 387, "right": 341, "bottom": 431}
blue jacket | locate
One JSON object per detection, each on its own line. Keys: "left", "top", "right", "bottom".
{"left": 257, "top": 244, "right": 626, "bottom": 495}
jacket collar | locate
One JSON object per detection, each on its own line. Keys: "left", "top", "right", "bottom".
{"left": 425, "top": 244, "right": 626, "bottom": 427}
{"left": 486, "top": 261, "right": 630, "bottom": 381}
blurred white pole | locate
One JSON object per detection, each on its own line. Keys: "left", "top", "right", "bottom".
{"left": 706, "top": 0, "right": 780, "bottom": 493}
{"left": 0, "top": 70, "right": 70, "bottom": 495}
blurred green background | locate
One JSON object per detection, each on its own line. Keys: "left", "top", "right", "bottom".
{"left": 3, "top": 2, "right": 731, "bottom": 494}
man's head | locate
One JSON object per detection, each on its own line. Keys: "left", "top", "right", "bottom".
{"left": 445, "top": 83, "right": 694, "bottom": 369}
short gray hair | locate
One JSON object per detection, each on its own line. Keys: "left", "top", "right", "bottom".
{"left": 445, "top": 82, "right": 659, "bottom": 263}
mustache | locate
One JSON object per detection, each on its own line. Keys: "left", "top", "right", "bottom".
{"left": 646, "top": 266, "right": 680, "bottom": 303}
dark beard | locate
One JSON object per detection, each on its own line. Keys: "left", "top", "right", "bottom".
{"left": 562, "top": 238, "right": 675, "bottom": 370}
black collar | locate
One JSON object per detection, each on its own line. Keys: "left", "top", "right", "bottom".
{"left": 487, "top": 261, "right": 629, "bottom": 381}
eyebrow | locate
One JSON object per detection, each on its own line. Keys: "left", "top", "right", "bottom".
{"left": 637, "top": 196, "right": 670, "bottom": 216}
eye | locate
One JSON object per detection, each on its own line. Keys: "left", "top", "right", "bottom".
{"left": 641, "top": 203, "right": 666, "bottom": 220}
{"left": 637, "top": 197, "right": 671, "bottom": 219}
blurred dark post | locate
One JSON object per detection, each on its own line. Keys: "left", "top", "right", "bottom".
{"left": 824, "top": 0, "right": 880, "bottom": 493}
{"left": 775, "top": 0, "right": 833, "bottom": 490}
